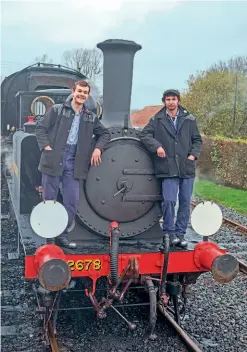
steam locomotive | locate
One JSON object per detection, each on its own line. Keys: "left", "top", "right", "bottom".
{"left": 2, "top": 39, "right": 240, "bottom": 345}
{"left": 1, "top": 62, "right": 102, "bottom": 135}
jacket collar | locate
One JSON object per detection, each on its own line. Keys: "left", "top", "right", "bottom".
{"left": 64, "top": 96, "right": 92, "bottom": 116}
{"left": 156, "top": 105, "right": 190, "bottom": 137}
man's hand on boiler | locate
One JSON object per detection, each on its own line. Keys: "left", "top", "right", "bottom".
{"left": 91, "top": 148, "right": 102, "bottom": 166}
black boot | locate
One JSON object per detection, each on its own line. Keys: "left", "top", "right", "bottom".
{"left": 170, "top": 234, "right": 180, "bottom": 246}
{"left": 176, "top": 234, "right": 188, "bottom": 248}
{"left": 160, "top": 233, "right": 179, "bottom": 251}
{"left": 55, "top": 233, "right": 77, "bottom": 249}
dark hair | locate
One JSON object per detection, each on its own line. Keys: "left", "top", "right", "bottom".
{"left": 73, "top": 80, "right": 91, "bottom": 94}
{"left": 162, "top": 89, "right": 180, "bottom": 102}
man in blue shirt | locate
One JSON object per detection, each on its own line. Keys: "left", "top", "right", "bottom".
{"left": 140, "top": 89, "right": 202, "bottom": 248}
{"left": 36, "top": 80, "right": 110, "bottom": 248}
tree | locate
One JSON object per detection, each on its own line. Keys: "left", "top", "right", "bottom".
{"left": 34, "top": 54, "right": 53, "bottom": 64}
{"left": 181, "top": 69, "right": 247, "bottom": 138}
{"left": 209, "top": 56, "right": 247, "bottom": 75}
{"left": 62, "top": 47, "right": 103, "bottom": 81}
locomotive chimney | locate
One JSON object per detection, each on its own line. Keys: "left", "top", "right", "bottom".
{"left": 97, "top": 39, "right": 142, "bottom": 128}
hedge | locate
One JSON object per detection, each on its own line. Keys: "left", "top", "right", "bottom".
{"left": 197, "top": 135, "right": 247, "bottom": 190}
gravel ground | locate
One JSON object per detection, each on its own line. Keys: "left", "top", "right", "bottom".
{"left": 2, "top": 175, "right": 247, "bottom": 352}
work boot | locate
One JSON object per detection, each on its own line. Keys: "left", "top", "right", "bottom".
{"left": 170, "top": 234, "right": 180, "bottom": 246}
{"left": 176, "top": 234, "right": 188, "bottom": 248}
{"left": 55, "top": 233, "right": 77, "bottom": 249}
{"left": 160, "top": 233, "right": 179, "bottom": 251}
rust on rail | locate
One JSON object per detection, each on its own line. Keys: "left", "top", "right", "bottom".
{"left": 238, "top": 260, "right": 247, "bottom": 275}
{"left": 48, "top": 321, "right": 59, "bottom": 352}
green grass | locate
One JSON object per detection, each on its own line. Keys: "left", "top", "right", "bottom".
{"left": 194, "top": 179, "right": 247, "bottom": 215}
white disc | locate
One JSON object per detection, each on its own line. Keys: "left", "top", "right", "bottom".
{"left": 30, "top": 200, "right": 68, "bottom": 238}
{"left": 191, "top": 201, "right": 223, "bottom": 236}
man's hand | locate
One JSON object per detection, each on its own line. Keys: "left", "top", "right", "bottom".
{"left": 157, "top": 146, "right": 166, "bottom": 158}
{"left": 91, "top": 148, "right": 102, "bottom": 166}
{"left": 44, "top": 145, "right": 52, "bottom": 151}
{"left": 188, "top": 155, "right": 195, "bottom": 161}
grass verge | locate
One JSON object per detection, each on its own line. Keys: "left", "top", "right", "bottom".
{"left": 194, "top": 179, "right": 247, "bottom": 216}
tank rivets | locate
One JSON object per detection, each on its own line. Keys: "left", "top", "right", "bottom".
{"left": 148, "top": 177, "right": 152, "bottom": 181}
{"left": 112, "top": 158, "right": 115, "bottom": 162}
{"left": 96, "top": 177, "right": 100, "bottom": 181}
{"left": 142, "top": 201, "right": 145, "bottom": 204}
{"left": 135, "top": 158, "right": 139, "bottom": 162}
{"left": 101, "top": 200, "right": 105, "bottom": 204}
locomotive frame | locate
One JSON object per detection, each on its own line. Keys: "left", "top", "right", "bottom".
{"left": 2, "top": 38, "right": 241, "bottom": 350}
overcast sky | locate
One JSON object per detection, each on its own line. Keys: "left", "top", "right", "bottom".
{"left": 1, "top": 0, "right": 247, "bottom": 108}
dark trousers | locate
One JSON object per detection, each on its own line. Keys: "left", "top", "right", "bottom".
{"left": 162, "top": 177, "right": 194, "bottom": 236}
{"left": 41, "top": 144, "right": 79, "bottom": 234}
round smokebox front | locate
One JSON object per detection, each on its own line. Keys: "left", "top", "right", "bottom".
{"left": 77, "top": 138, "right": 162, "bottom": 238}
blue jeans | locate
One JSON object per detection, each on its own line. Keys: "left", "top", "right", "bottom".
{"left": 41, "top": 144, "right": 79, "bottom": 232}
{"left": 162, "top": 177, "right": 194, "bottom": 236}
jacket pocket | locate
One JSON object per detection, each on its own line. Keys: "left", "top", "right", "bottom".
{"left": 41, "top": 150, "right": 54, "bottom": 169}
{"left": 185, "top": 158, "right": 195, "bottom": 176}
{"left": 154, "top": 155, "right": 169, "bottom": 175}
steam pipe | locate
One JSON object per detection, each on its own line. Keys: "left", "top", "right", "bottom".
{"left": 97, "top": 39, "right": 142, "bottom": 128}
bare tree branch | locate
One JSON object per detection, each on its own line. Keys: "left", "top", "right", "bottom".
{"left": 210, "top": 56, "right": 247, "bottom": 75}
{"left": 62, "top": 47, "right": 103, "bottom": 80}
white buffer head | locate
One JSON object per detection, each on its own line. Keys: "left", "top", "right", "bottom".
{"left": 191, "top": 201, "right": 223, "bottom": 236}
{"left": 30, "top": 200, "right": 68, "bottom": 239}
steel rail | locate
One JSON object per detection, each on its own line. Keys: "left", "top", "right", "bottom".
{"left": 238, "top": 259, "right": 247, "bottom": 275}
{"left": 48, "top": 321, "right": 59, "bottom": 352}
{"left": 157, "top": 304, "right": 202, "bottom": 352}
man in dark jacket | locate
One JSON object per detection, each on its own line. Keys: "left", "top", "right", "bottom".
{"left": 139, "top": 89, "right": 202, "bottom": 248}
{"left": 35, "top": 80, "right": 111, "bottom": 248}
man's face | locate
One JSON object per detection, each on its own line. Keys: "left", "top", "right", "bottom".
{"left": 72, "top": 85, "right": 89, "bottom": 105}
{"left": 164, "top": 95, "right": 179, "bottom": 111}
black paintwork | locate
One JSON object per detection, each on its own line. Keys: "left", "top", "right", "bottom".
{"left": 1, "top": 64, "right": 98, "bottom": 134}
{"left": 97, "top": 39, "right": 141, "bottom": 128}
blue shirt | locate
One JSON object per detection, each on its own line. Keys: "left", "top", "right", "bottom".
{"left": 166, "top": 108, "right": 181, "bottom": 131}
{"left": 67, "top": 106, "right": 83, "bottom": 145}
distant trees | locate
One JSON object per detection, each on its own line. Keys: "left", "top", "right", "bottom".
{"left": 181, "top": 56, "right": 247, "bottom": 138}
{"left": 62, "top": 47, "right": 103, "bottom": 81}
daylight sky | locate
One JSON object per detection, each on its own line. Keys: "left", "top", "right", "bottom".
{"left": 1, "top": 0, "right": 247, "bottom": 109}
